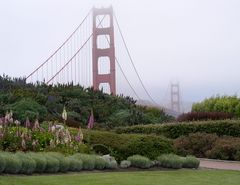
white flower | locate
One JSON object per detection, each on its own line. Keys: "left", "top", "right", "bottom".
{"left": 62, "top": 106, "right": 67, "bottom": 121}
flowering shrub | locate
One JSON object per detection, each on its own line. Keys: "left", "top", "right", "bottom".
{"left": 0, "top": 112, "right": 89, "bottom": 154}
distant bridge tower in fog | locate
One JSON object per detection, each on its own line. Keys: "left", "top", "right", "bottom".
{"left": 171, "top": 83, "right": 181, "bottom": 113}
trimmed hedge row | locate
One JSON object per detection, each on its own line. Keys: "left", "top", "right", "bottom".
{"left": 78, "top": 129, "right": 174, "bottom": 161}
{"left": 121, "top": 154, "right": 200, "bottom": 169}
{"left": 174, "top": 133, "right": 240, "bottom": 161}
{"left": 0, "top": 152, "right": 118, "bottom": 174}
{"left": 115, "top": 120, "right": 240, "bottom": 139}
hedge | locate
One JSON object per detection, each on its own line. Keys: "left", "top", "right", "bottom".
{"left": 115, "top": 120, "right": 240, "bottom": 139}
{"left": 0, "top": 152, "right": 118, "bottom": 174}
{"left": 174, "top": 133, "right": 240, "bottom": 161}
{"left": 78, "top": 129, "right": 174, "bottom": 161}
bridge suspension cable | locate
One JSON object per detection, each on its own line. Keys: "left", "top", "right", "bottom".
{"left": 113, "top": 12, "right": 158, "bottom": 105}
{"left": 26, "top": 8, "right": 92, "bottom": 81}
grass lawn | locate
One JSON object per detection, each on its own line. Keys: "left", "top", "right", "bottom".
{"left": 0, "top": 170, "right": 239, "bottom": 185}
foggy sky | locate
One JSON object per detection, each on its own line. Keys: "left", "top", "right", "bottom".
{"left": 0, "top": 0, "right": 240, "bottom": 106}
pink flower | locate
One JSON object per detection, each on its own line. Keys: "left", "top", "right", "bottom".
{"left": 25, "top": 117, "right": 31, "bottom": 128}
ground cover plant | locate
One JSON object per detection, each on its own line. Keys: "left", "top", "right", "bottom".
{"left": 0, "top": 170, "right": 240, "bottom": 185}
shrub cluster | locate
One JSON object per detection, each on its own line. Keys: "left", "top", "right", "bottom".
{"left": 177, "top": 112, "right": 233, "bottom": 122}
{"left": 174, "top": 133, "right": 240, "bottom": 161}
{"left": 157, "top": 154, "right": 199, "bottom": 169}
{"left": 127, "top": 155, "right": 152, "bottom": 169}
{"left": 0, "top": 152, "right": 118, "bottom": 174}
{"left": 115, "top": 120, "right": 240, "bottom": 139}
{"left": 77, "top": 129, "right": 174, "bottom": 162}
{"left": 120, "top": 154, "right": 199, "bottom": 170}
{"left": 192, "top": 95, "right": 240, "bottom": 117}
{"left": 120, "top": 160, "right": 131, "bottom": 169}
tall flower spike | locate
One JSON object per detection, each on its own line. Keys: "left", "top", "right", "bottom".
{"left": 62, "top": 106, "right": 67, "bottom": 122}
{"left": 33, "top": 119, "right": 40, "bottom": 130}
{"left": 14, "top": 120, "right": 21, "bottom": 126}
{"left": 25, "top": 117, "right": 31, "bottom": 128}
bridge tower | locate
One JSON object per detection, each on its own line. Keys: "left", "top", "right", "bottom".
{"left": 171, "top": 83, "right": 181, "bottom": 113}
{"left": 92, "top": 6, "right": 116, "bottom": 95}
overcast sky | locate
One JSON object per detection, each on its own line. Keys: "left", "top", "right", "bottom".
{"left": 0, "top": 0, "right": 240, "bottom": 107}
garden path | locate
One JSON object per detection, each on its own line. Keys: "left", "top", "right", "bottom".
{"left": 199, "top": 158, "right": 240, "bottom": 171}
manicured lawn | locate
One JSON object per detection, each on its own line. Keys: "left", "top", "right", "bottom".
{"left": 0, "top": 170, "right": 239, "bottom": 185}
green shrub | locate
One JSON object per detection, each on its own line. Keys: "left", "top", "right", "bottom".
{"left": 94, "top": 155, "right": 107, "bottom": 170}
{"left": 101, "top": 155, "right": 118, "bottom": 169}
{"left": 182, "top": 156, "right": 200, "bottom": 169}
{"left": 115, "top": 120, "right": 240, "bottom": 139}
{"left": 48, "top": 152, "right": 69, "bottom": 173}
{"left": 44, "top": 154, "right": 60, "bottom": 173}
{"left": 67, "top": 156, "right": 83, "bottom": 171}
{"left": 120, "top": 160, "right": 131, "bottom": 169}
{"left": 109, "top": 160, "right": 118, "bottom": 169}
{"left": 16, "top": 152, "right": 36, "bottom": 174}
{"left": 192, "top": 95, "right": 240, "bottom": 117}
{"left": 3, "top": 152, "right": 22, "bottom": 174}
{"left": 72, "top": 154, "right": 95, "bottom": 170}
{"left": 28, "top": 152, "right": 47, "bottom": 173}
{"left": 174, "top": 133, "right": 218, "bottom": 157}
{"left": 157, "top": 154, "right": 184, "bottom": 169}
{"left": 92, "top": 144, "right": 111, "bottom": 155}
{"left": 205, "top": 137, "right": 240, "bottom": 161}
{"left": 81, "top": 129, "right": 174, "bottom": 162}
{"left": 6, "top": 98, "right": 47, "bottom": 122}
{"left": 0, "top": 153, "right": 6, "bottom": 173}
{"left": 127, "top": 155, "right": 151, "bottom": 169}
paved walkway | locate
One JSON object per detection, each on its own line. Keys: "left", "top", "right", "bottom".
{"left": 199, "top": 158, "right": 240, "bottom": 171}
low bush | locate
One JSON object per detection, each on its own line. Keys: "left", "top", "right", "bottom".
{"left": 3, "top": 153, "right": 22, "bottom": 174}
{"left": 72, "top": 154, "right": 95, "bottom": 170}
{"left": 67, "top": 156, "right": 83, "bottom": 171}
{"left": 44, "top": 154, "right": 60, "bottom": 173}
{"left": 127, "top": 155, "right": 152, "bottom": 169}
{"left": 157, "top": 154, "right": 184, "bottom": 169}
{"left": 120, "top": 160, "right": 131, "bottom": 169}
{"left": 182, "top": 156, "right": 200, "bottom": 169}
{"left": 94, "top": 155, "right": 107, "bottom": 170}
{"left": 115, "top": 120, "right": 240, "bottom": 139}
{"left": 28, "top": 152, "right": 47, "bottom": 173}
{"left": 80, "top": 129, "right": 174, "bottom": 161}
{"left": 0, "top": 153, "right": 6, "bottom": 173}
{"left": 177, "top": 112, "right": 233, "bottom": 122}
{"left": 109, "top": 160, "right": 118, "bottom": 169}
{"left": 205, "top": 137, "right": 240, "bottom": 161}
{"left": 16, "top": 152, "right": 36, "bottom": 175}
{"left": 174, "top": 133, "right": 218, "bottom": 157}
{"left": 102, "top": 155, "right": 118, "bottom": 169}
{"left": 48, "top": 152, "right": 69, "bottom": 173}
